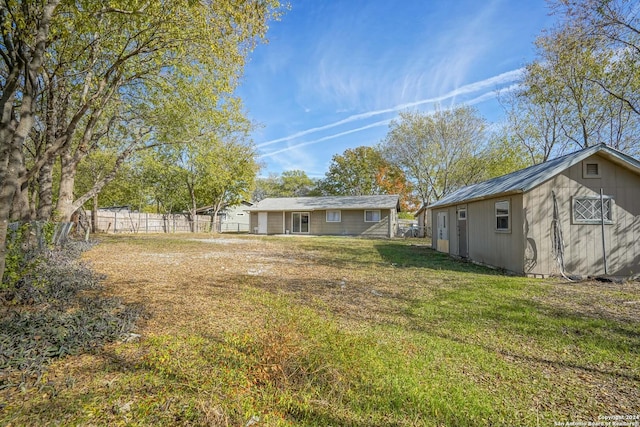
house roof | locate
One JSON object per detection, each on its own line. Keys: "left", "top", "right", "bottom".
{"left": 429, "top": 144, "right": 640, "bottom": 209}
{"left": 195, "top": 201, "right": 253, "bottom": 215}
{"left": 247, "top": 195, "right": 400, "bottom": 212}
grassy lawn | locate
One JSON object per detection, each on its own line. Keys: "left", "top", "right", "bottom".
{"left": 2, "top": 234, "right": 639, "bottom": 426}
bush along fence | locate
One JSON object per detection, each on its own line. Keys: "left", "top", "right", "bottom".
{"left": 88, "top": 210, "right": 251, "bottom": 234}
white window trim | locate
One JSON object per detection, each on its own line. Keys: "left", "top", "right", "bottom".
{"left": 572, "top": 196, "right": 614, "bottom": 224}
{"left": 364, "top": 210, "right": 381, "bottom": 223}
{"left": 582, "top": 161, "right": 602, "bottom": 178}
{"left": 326, "top": 210, "right": 341, "bottom": 222}
{"left": 495, "top": 200, "right": 510, "bottom": 232}
{"left": 457, "top": 208, "right": 467, "bottom": 220}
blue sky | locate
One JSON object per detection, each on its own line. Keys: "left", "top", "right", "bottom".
{"left": 237, "top": 0, "right": 556, "bottom": 178}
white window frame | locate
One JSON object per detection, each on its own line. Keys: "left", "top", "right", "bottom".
{"left": 495, "top": 200, "right": 510, "bottom": 232}
{"left": 572, "top": 196, "right": 613, "bottom": 224}
{"left": 457, "top": 208, "right": 467, "bottom": 220}
{"left": 582, "top": 161, "right": 602, "bottom": 178}
{"left": 326, "top": 210, "right": 341, "bottom": 222}
{"left": 364, "top": 210, "right": 381, "bottom": 222}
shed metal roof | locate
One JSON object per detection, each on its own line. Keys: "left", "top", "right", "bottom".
{"left": 429, "top": 144, "right": 640, "bottom": 209}
{"left": 247, "top": 195, "right": 400, "bottom": 212}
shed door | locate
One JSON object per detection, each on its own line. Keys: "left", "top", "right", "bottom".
{"left": 258, "top": 212, "right": 268, "bottom": 234}
{"left": 436, "top": 211, "right": 449, "bottom": 253}
{"left": 457, "top": 207, "right": 468, "bottom": 258}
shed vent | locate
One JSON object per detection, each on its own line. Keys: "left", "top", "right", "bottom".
{"left": 586, "top": 163, "right": 599, "bottom": 175}
{"left": 583, "top": 161, "right": 601, "bottom": 178}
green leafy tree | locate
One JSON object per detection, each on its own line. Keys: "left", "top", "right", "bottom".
{"left": 0, "top": 0, "right": 284, "bottom": 282}
{"left": 318, "top": 146, "right": 416, "bottom": 211}
{"left": 319, "top": 146, "right": 385, "bottom": 196}
{"left": 253, "top": 170, "right": 318, "bottom": 200}
{"left": 279, "top": 170, "right": 316, "bottom": 197}
{"left": 189, "top": 139, "right": 259, "bottom": 232}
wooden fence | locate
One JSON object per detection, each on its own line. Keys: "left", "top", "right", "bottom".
{"left": 89, "top": 211, "right": 215, "bottom": 234}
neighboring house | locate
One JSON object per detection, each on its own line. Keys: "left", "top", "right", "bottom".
{"left": 247, "top": 195, "right": 400, "bottom": 238}
{"left": 428, "top": 144, "right": 640, "bottom": 278}
{"left": 196, "top": 201, "right": 253, "bottom": 232}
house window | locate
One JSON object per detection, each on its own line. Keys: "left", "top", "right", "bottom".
{"left": 583, "top": 161, "right": 601, "bottom": 178}
{"left": 364, "top": 210, "right": 381, "bottom": 222}
{"left": 495, "top": 200, "right": 510, "bottom": 231}
{"left": 573, "top": 196, "right": 613, "bottom": 224}
{"left": 326, "top": 210, "right": 341, "bottom": 222}
{"left": 458, "top": 208, "right": 467, "bottom": 220}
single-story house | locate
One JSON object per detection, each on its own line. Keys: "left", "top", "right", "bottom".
{"left": 428, "top": 144, "right": 640, "bottom": 278}
{"left": 247, "top": 195, "right": 400, "bottom": 238}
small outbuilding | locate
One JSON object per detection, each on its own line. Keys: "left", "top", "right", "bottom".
{"left": 428, "top": 144, "right": 640, "bottom": 278}
{"left": 247, "top": 195, "right": 400, "bottom": 238}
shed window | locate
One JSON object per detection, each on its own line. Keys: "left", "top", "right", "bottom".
{"left": 326, "top": 210, "right": 341, "bottom": 222}
{"left": 573, "top": 196, "right": 613, "bottom": 224}
{"left": 495, "top": 200, "right": 510, "bottom": 231}
{"left": 365, "top": 210, "right": 381, "bottom": 222}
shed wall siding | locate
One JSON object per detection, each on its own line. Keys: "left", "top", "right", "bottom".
{"left": 466, "top": 195, "right": 525, "bottom": 273}
{"left": 524, "top": 154, "right": 640, "bottom": 277}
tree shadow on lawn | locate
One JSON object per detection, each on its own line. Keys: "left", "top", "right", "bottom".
{"left": 405, "top": 289, "right": 640, "bottom": 382}
{"left": 374, "top": 242, "right": 504, "bottom": 274}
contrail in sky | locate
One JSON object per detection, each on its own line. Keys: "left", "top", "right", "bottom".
{"left": 256, "top": 68, "right": 523, "bottom": 149}
{"left": 259, "top": 119, "right": 392, "bottom": 158}
{"left": 260, "top": 80, "right": 523, "bottom": 158}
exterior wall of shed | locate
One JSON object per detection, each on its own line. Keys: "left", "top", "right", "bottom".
{"left": 523, "top": 154, "right": 640, "bottom": 277}
{"left": 250, "top": 209, "right": 396, "bottom": 237}
{"left": 432, "top": 195, "right": 525, "bottom": 274}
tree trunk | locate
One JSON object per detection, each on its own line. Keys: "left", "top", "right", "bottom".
{"left": 36, "top": 156, "right": 55, "bottom": 220}
{"left": 92, "top": 195, "right": 99, "bottom": 233}
{"left": 11, "top": 181, "right": 32, "bottom": 222}
{"left": 55, "top": 152, "right": 78, "bottom": 221}
{"left": 0, "top": 1, "right": 60, "bottom": 283}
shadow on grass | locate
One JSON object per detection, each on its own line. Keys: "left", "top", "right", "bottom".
{"left": 375, "top": 242, "right": 502, "bottom": 274}
{"left": 403, "top": 282, "right": 640, "bottom": 384}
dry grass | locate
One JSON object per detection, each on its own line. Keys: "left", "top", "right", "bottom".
{"left": 2, "top": 233, "right": 639, "bottom": 426}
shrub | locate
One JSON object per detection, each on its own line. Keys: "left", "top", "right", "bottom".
{"left": 0, "top": 241, "right": 144, "bottom": 390}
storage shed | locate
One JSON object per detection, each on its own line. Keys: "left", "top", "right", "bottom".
{"left": 429, "top": 144, "right": 640, "bottom": 278}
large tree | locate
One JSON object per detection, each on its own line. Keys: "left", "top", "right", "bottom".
{"left": 381, "top": 106, "right": 486, "bottom": 206}
{"left": 553, "top": 0, "right": 640, "bottom": 116}
{"left": 0, "top": 0, "right": 283, "bottom": 282}
{"left": 506, "top": 0, "right": 640, "bottom": 160}
{"left": 318, "top": 146, "right": 416, "bottom": 210}
{"left": 253, "top": 170, "right": 318, "bottom": 200}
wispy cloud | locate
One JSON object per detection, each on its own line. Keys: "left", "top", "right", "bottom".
{"left": 262, "top": 83, "right": 524, "bottom": 160}
{"left": 259, "top": 119, "right": 392, "bottom": 159}
{"left": 257, "top": 68, "right": 523, "bottom": 150}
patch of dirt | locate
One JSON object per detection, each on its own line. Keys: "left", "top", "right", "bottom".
{"left": 80, "top": 235, "right": 408, "bottom": 337}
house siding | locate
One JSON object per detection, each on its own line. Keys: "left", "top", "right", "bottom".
{"left": 524, "top": 153, "right": 640, "bottom": 277}
{"left": 250, "top": 209, "right": 396, "bottom": 237}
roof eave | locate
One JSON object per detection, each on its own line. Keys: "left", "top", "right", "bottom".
{"left": 429, "top": 189, "right": 525, "bottom": 209}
